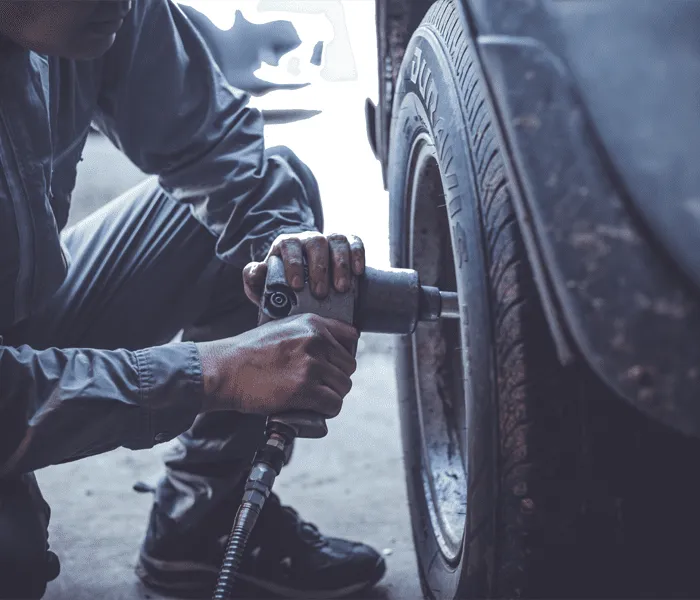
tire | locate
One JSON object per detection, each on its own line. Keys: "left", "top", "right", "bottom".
{"left": 389, "top": 2, "right": 700, "bottom": 599}
{"left": 388, "top": 1, "right": 591, "bottom": 597}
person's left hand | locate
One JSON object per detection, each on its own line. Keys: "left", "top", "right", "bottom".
{"left": 243, "top": 232, "right": 365, "bottom": 305}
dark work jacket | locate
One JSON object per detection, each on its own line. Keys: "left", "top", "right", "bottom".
{"left": 0, "top": 0, "right": 315, "bottom": 474}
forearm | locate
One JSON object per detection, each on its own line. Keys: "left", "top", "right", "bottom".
{"left": 93, "top": 0, "right": 318, "bottom": 268}
{"left": 0, "top": 342, "right": 204, "bottom": 475}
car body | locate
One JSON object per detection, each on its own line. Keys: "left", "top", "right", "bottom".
{"left": 370, "top": 0, "right": 700, "bottom": 438}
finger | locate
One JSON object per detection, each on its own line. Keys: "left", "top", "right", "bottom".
{"left": 303, "top": 234, "right": 330, "bottom": 298}
{"left": 319, "top": 330, "right": 357, "bottom": 375}
{"left": 308, "top": 385, "right": 344, "bottom": 418}
{"left": 319, "top": 317, "right": 360, "bottom": 356}
{"left": 317, "top": 360, "right": 353, "bottom": 398}
{"left": 304, "top": 314, "right": 358, "bottom": 358}
{"left": 327, "top": 234, "right": 352, "bottom": 293}
{"left": 348, "top": 234, "right": 365, "bottom": 275}
{"left": 243, "top": 262, "right": 267, "bottom": 305}
{"left": 277, "top": 237, "right": 305, "bottom": 290}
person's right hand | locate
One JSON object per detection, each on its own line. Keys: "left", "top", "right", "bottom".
{"left": 195, "top": 313, "right": 358, "bottom": 417}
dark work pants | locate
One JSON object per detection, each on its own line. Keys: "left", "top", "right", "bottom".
{"left": 0, "top": 147, "right": 321, "bottom": 598}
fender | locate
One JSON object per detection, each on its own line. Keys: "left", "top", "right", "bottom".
{"left": 465, "top": 0, "right": 700, "bottom": 436}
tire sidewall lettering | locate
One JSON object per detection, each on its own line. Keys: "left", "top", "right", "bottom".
{"left": 403, "top": 38, "right": 472, "bottom": 272}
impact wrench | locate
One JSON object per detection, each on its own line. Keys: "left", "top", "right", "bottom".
{"left": 212, "top": 255, "right": 459, "bottom": 599}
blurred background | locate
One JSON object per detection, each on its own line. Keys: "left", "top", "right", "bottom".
{"left": 39, "top": 2, "right": 421, "bottom": 599}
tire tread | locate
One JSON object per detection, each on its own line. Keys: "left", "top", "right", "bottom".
{"left": 421, "top": 1, "right": 582, "bottom": 596}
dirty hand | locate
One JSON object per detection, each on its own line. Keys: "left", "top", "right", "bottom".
{"left": 243, "top": 232, "right": 365, "bottom": 304}
{"left": 196, "top": 313, "right": 358, "bottom": 416}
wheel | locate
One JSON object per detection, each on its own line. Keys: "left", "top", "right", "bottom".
{"left": 389, "top": 2, "right": 700, "bottom": 598}
{"left": 389, "top": 1, "right": 592, "bottom": 597}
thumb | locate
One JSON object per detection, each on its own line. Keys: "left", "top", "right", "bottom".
{"left": 243, "top": 261, "right": 268, "bottom": 305}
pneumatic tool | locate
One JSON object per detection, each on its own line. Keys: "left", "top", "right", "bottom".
{"left": 213, "top": 255, "right": 459, "bottom": 599}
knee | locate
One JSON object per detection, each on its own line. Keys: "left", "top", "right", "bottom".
{"left": 266, "top": 145, "right": 324, "bottom": 232}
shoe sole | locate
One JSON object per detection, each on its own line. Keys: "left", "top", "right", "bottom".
{"left": 136, "top": 551, "right": 387, "bottom": 599}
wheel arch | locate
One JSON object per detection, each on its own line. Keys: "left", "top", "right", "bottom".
{"left": 374, "top": 0, "right": 436, "bottom": 189}
{"left": 376, "top": 0, "right": 700, "bottom": 437}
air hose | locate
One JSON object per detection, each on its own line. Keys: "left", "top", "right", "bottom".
{"left": 212, "top": 422, "right": 294, "bottom": 600}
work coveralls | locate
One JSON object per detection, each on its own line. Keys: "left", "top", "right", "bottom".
{"left": 0, "top": 1, "right": 321, "bottom": 595}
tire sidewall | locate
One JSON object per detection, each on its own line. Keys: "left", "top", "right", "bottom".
{"left": 388, "top": 16, "right": 498, "bottom": 600}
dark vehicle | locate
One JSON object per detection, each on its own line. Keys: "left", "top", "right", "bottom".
{"left": 366, "top": 1, "right": 700, "bottom": 598}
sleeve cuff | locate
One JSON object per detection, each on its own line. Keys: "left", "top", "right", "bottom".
{"left": 132, "top": 342, "right": 204, "bottom": 449}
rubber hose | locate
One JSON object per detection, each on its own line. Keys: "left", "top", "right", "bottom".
{"left": 212, "top": 504, "right": 256, "bottom": 600}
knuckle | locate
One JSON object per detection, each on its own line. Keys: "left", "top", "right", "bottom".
{"left": 333, "top": 265, "right": 349, "bottom": 276}
{"left": 334, "top": 256, "right": 350, "bottom": 269}
{"left": 301, "top": 359, "right": 315, "bottom": 379}
{"left": 303, "top": 335, "right": 324, "bottom": 357}
{"left": 310, "top": 262, "right": 328, "bottom": 277}
{"left": 305, "top": 234, "right": 328, "bottom": 249}
{"left": 304, "top": 313, "right": 325, "bottom": 328}
{"left": 300, "top": 333, "right": 316, "bottom": 352}
{"left": 286, "top": 256, "right": 303, "bottom": 268}
{"left": 274, "top": 239, "right": 290, "bottom": 253}
{"left": 284, "top": 252, "right": 303, "bottom": 267}
{"left": 329, "top": 239, "right": 349, "bottom": 253}
{"left": 299, "top": 360, "right": 315, "bottom": 384}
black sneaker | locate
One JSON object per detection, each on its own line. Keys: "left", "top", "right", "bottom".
{"left": 136, "top": 492, "right": 386, "bottom": 599}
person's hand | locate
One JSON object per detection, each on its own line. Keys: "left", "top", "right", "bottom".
{"left": 196, "top": 313, "right": 358, "bottom": 416}
{"left": 243, "top": 232, "right": 365, "bottom": 304}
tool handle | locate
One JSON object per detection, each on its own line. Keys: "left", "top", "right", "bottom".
{"left": 267, "top": 410, "right": 328, "bottom": 439}
{"left": 259, "top": 255, "right": 357, "bottom": 439}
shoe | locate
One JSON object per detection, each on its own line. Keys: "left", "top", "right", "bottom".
{"left": 136, "top": 492, "right": 386, "bottom": 598}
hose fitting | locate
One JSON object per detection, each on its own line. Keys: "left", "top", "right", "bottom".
{"left": 212, "top": 428, "right": 293, "bottom": 599}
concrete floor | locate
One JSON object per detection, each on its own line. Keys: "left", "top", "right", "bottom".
{"left": 37, "top": 2, "right": 423, "bottom": 598}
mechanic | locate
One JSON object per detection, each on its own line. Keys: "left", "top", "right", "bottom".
{"left": 0, "top": 1, "right": 386, "bottom": 598}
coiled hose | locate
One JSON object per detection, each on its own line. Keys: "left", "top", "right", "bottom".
{"left": 212, "top": 438, "right": 284, "bottom": 600}
{"left": 212, "top": 502, "right": 261, "bottom": 599}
